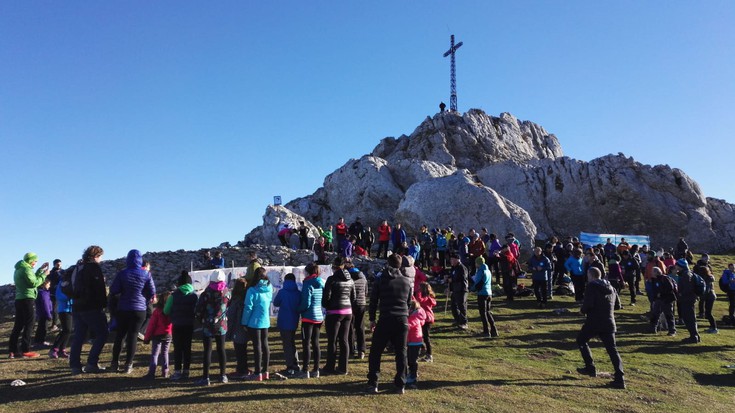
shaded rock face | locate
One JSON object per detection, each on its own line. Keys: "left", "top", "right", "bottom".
{"left": 256, "top": 108, "right": 735, "bottom": 255}
{"left": 475, "top": 154, "right": 717, "bottom": 249}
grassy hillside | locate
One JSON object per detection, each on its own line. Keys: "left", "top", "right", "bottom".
{"left": 1, "top": 255, "right": 734, "bottom": 413}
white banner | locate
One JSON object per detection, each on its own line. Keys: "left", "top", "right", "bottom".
{"left": 189, "top": 265, "right": 334, "bottom": 317}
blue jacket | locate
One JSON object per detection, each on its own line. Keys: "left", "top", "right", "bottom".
{"left": 436, "top": 235, "right": 448, "bottom": 251}
{"left": 55, "top": 283, "right": 73, "bottom": 313}
{"left": 565, "top": 256, "right": 584, "bottom": 277}
{"left": 273, "top": 279, "right": 301, "bottom": 331}
{"left": 391, "top": 227, "right": 406, "bottom": 247}
{"left": 528, "top": 254, "right": 552, "bottom": 281}
{"left": 36, "top": 288, "right": 52, "bottom": 320}
{"left": 408, "top": 244, "right": 421, "bottom": 261}
{"left": 241, "top": 279, "right": 273, "bottom": 329}
{"left": 297, "top": 274, "right": 324, "bottom": 323}
{"left": 109, "top": 249, "right": 156, "bottom": 312}
{"left": 472, "top": 264, "right": 493, "bottom": 296}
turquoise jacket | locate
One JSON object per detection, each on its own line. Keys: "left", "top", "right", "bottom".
{"left": 241, "top": 280, "right": 273, "bottom": 329}
{"left": 297, "top": 274, "right": 325, "bottom": 323}
{"left": 14, "top": 260, "right": 46, "bottom": 300}
{"left": 472, "top": 263, "right": 493, "bottom": 296}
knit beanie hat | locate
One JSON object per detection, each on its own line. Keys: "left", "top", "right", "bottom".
{"left": 210, "top": 269, "right": 226, "bottom": 283}
{"left": 675, "top": 258, "right": 689, "bottom": 269}
{"left": 23, "top": 252, "right": 38, "bottom": 264}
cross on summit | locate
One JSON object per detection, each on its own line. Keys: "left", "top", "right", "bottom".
{"left": 443, "top": 34, "right": 463, "bottom": 112}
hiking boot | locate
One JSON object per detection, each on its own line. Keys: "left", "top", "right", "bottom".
{"left": 195, "top": 377, "right": 210, "bottom": 386}
{"left": 169, "top": 371, "right": 184, "bottom": 381}
{"left": 420, "top": 355, "right": 433, "bottom": 363}
{"left": 705, "top": 328, "right": 719, "bottom": 334}
{"left": 220, "top": 374, "right": 229, "bottom": 383}
{"left": 576, "top": 366, "right": 597, "bottom": 377}
{"left": 142, "top": 372, "right": 156, "bottom": 380}
{"left": 122, "top": 364, "right": 134, "bottom": 374}
{"left": 358, "top": 351, "right": 365, "bottom": 359}
{"left": 608, "top": 380, "right": 626, "bottom": 389}
{"left": 458, "top": 324, "right": 468, "bottom": 330}
{"left": 393, "top": 386, "right": 405, "bottom": 395}
{"left": 308, "top": 369, "right": 320, "bottom": 378}
{"left": 48, "top": 348, "right": 59, "bottom": 359}
{"left": 8, "top": 353, "right": 15, "bottom": 359}
{"left": 71, "top": 367, "right": 83, "bottom": 376}
{"left": 59, "top": 350, "right": 70, "bottom": 359}
{"left": 667, "top": 331, "right": 677, "bottom": 337}
{"left": 365, "top": 383, "right": 379, "bottom": 394}
{"left": 83, "top": 364, "right": 107, "bottom": 374}
{"left": 681, "top": 336, "right": 700, "bottom": 344}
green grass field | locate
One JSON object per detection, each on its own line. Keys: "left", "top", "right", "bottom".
{"left": 1, "top": 255, "right": 734, "bottom": 413}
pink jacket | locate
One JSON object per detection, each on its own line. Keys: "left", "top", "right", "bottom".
{"left": 144, "top": 308, "right": 173, "bottom": 341}
{"left": 407, "top": 307, "right": 427, "bottom": 344}
{"left": 416, "top": 293, "right": 436, "bottom": 324}
{"left": 414, "top": 267, "right": 428, "bottom": 296}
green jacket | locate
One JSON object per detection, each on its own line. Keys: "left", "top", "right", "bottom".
{"left": 163, "top": 283, "right": 195, "bottom": 315}
{"left": 321, "top": 229, "right": 333, "bottom": 243}
{"left": 14, "top": 260, "right": 46, "bottom": 300}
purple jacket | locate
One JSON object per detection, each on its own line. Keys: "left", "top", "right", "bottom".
{"left": 110, "top": 249, "right": 155, "bottom": 312}
{"left": 36, "top": 288, "right": 52, "bottom": 320}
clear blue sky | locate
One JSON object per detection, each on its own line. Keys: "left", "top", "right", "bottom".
{"left": 1, "top": 1, "right": 733, "bottom": 285}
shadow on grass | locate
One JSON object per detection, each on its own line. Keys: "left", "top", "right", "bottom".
{"left": 693, "top": 372, "right": 735, "bottom": 386}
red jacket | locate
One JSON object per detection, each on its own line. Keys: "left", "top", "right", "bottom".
{"left": 144, "top": 308, "right": 172, "bottom": 341}
{"left": 377, "top": 224, "right": 391, "bottom": 242}
{"left": 407, "top": 307, "right": 427, "bottom": 344}
{"left": 416, "top": 292, "right": 436, "bottom": 324}
{"left": 335, "top": 222, "right": 348, "bottom": 236}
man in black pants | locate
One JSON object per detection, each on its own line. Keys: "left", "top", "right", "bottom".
{"left": 366, "top": 254, "right": 412, "bottom": 394}
{"left": 676, "top": 259, "right": 701, "bottom": 343}
{"left": 576, "top": 267, "right": 625, "bottom": 389}
{"left": 9, "top": 252, "right": 50, "bottom": 359}
{"left": 447, "top": 254, "right": 469, "bottom": 329}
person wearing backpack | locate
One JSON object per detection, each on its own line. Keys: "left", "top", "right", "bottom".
{"left": 649, "top": 267, "right": 677, "bottom": 336}
{"left": 675, "top": 259, "right": 701, "bottom": 343}
{"left": 720, "top": 263, "right": 735, "bottom": 326}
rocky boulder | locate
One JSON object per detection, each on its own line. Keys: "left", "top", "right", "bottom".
{"left": 395, "top": 171, "right": 537, "bottom": 243}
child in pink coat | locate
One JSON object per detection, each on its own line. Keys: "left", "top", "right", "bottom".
{"left": 406, "top": 299, "right": 427, "bottom": 388}
{"left": 143, "top": 292, "right": 173, "bottom": 379}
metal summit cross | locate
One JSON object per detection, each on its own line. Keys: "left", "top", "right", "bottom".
{"left": 443, "top": 34, "right": 463, "bottom": 112}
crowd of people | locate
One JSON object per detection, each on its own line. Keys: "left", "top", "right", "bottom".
{"left": 7, "top": 221, "right": 735, "bottom": 393}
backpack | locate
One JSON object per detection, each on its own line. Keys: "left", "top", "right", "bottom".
{"left": 59, "top": 264, "right": 84, "bottom": 299}
{"left": 658, "top": 276, "right": 678, "bottom": 303}
{"left": 690, "top": 273, "right": 705, "bottom": 296}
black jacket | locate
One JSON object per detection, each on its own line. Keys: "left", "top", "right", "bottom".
{"left": 349, "top": 268, "right": 368, "bottom": 307}
{"left": 169, "top": 288, "right": 198, "bottom": 326}
{"left": 581, "top": 279, "right": 621, "bottom": 333}
{"left": 322, "top": 268, "right": 356, "bottom": 311}
{"left": 677, "top": 270, "right": 698, "bottom": 302}
{"left": 369, "top": 266, "right": 412, "bottom": 321}
{"left": 449, "top": 263, "right": 468, "bottom": 293}
{"left": 72, "top": 262, "right": 108, "bottom": 312}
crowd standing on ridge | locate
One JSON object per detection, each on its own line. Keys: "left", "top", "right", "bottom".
{"left": 7, "top": 218, "right": 735, "bottom": 393}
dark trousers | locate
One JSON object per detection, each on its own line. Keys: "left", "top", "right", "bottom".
{"left": 577, "top": 325, "right": 624, "bottom": 382}
{"left": 572, "top": 275, "right": 586, "bottom": 302}
{"left": 450, "top": 291, "right": 468, "bottom": 325}
{"left": 367, "top": 315, "right": 408, "bottom": 388}
{"left": 533, "top": 279, "right": 548, "bottom": 303}
{"left": 349, "top": 305, "right": 367, "bottom": 354}
{"left": 488, "top": 256, "right": 501, "bottom": 284}
{"left": 249, "top": 328, "right": 269, "bottom": 374}
{"left": 502, "top": 271, "right": 515, "bottom": 300}
{"left": 704, "top": 297, "right": 716, "bottom": 330}
{"left": 34, "top": 316, "right": 50, "bottom": 344}
{"left": 728, "top": 292, "right": 735, "bottom": 324}
{"left": 52, "top": 312, "right": 72, "bottom": 351}
{"left": 625, "top": 273, "right": 637, "bottom": 303}
{"left": 651, "top": 299, "right": 676, "bottom": 334}
{"left": 172, "top": 324, "right": 194, "bottom": 372}
{"left": 610, "top": 280, "right": 622, "bottom": 295}
{"left": 325, "top": 313, "right": 352, "bottom": 372}
{"left": 233, "top": 341, "right": 249, "bottom": 374}
{"left": 438, "top": 251, "right": 447, "bottom": 268}
{"left": 377, "top": 241, "right": 389, "bottom": 259}
{"left": 299, "top": 236, "right": 308, "bottom": 249}
{"left": 421, "top": 323, "right": 433, "bottom": 356}
{"left": 202, "top": 334, "right": 227, "bottom": 379}
{"left": 407, "top": 345, "right": 421, "bottom": 381}
{"left": 9, "top": 299, "right": 35, "bottom": 354}
{"left": 301, "top": 322, "right": 321, "bottom": 372}
{"left": 279, "top": 330, "right": 298, "bottom": 371}
{"left": 51, "top": 295, "right": 58, "bottom": 327}
{"left": 70, "top": 309, "right": 108, "bottom": 369}
{"left": 112, "top": 310, "right": 146, "bottom": 367}
{"left": 477, "top": 295, "right": 498, "bottom": 336}
{"left": 680, "top": 299, "right": 699, "bottom": 339}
